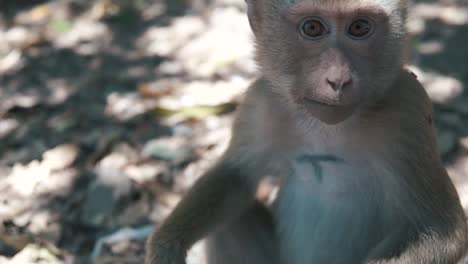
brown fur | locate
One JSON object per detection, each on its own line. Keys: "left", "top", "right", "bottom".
{"left": 146, "top": 0, "right": 467, "bottom": 263}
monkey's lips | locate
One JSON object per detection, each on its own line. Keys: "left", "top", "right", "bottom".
{"left": 303, "top": 97, "right": 343, "bottom": 107}
{"left": 302, "top": 97, "right": 357, "bottom": 124}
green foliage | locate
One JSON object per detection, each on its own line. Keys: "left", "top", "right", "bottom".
{"left": 49, "top": 18, "right": 73, "bottom": 33}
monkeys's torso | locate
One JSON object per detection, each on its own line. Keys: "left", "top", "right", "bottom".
{"left": 228, "top": 71, "right": 447, "bottom": 263}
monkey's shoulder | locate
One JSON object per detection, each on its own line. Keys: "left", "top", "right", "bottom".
{"left": 231, "top": 78, "right": 294, "bottom": 142}
{"left": 377, "top": 69, "right": 434, "bottom": 129}
{"left": 396, "top": 69, "right": 433, "bottom": 112}
{"left": 226, "top": 79, "right": 275, "bottom": 158}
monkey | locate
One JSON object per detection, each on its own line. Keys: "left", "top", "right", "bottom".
{"left": 145, "top": 0, "right": 468, "bottom": 263}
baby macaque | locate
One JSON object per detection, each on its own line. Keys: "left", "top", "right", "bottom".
{"left": 146, "top": 0, "right": 468, "bottom": 263}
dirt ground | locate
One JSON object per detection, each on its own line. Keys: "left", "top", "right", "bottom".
{"left": 0, "top": 0, "right": 467, "bottom": 263}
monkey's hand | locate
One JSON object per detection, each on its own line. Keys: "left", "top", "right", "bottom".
{"left": 145, "top": 235, "right": 186, "bottom": 264}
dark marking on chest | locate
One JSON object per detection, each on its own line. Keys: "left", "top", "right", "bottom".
{"left": 296, "top": 154, "right": 345, "bottom": 181}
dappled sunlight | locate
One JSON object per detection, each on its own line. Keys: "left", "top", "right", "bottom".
{"left": 406, "top": 65, "right": 464, "bottom": 104}
{"left": 0, "top": 0, "right": 467, "bottom": 263}
{"left": 0, "top": 119, "right": 18, "bottom": 138}
{"left": 105, "top": 92, "right": 148, "bottom": 121}
{"left": 0, "top": 50, "right": 23, "bottom": 74}
{"left": 4, "top": 144, "right": 79, "bottom": 197}
{"left": 139, "top": 16, "right": 206, "bottom": 57}
{"left": 417, "top": 40, "right": 444, "bottom": 55}
{"left": 411, "top": 3, "right": 468, "bottom": 26}
{"left": 0, "top": 93, "right": 40, "bottom": 114}
{"left": 0, "top": 144, "right": 80, "bottom": 263}
{"left": 404, "top": 0, "right": 468, "bottom": 169}
{"left": 45, "top": 79, "right": 74, "bottom": 105}
{"left": 157, "top": 78, "right": 248, "bottom": 109}
{"left": 52, "top": 19, "right": 111, "bottom": 51}
{"left": 139, "top": 7, "right": 256, "bottom": 78}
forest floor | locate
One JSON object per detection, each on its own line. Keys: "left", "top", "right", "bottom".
{"left": 0, "top": 0, "right": 467, "bottom": 263}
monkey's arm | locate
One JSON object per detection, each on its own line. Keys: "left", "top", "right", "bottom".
{"left": 366, "top": 168, "right": 467, "bottom": 264}
{"left": 366, "top": 74, "right": 467, "bottom": 263}
{"left": 367, "top": 227, "right": 467, "bottom": 264}
{"left": 145, "top": 159, "right": 256, "bottom": 264}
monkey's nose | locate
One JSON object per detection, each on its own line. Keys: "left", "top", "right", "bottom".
{"left": 326, "top": 77, "right": 353, "bottom": 92}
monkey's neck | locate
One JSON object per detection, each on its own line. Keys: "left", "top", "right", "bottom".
{"left": 244, "top": 71, "right": 429, "bottom": 163}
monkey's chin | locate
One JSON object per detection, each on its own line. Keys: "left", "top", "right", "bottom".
{"left": 303, "top": 100, "right": 356, "bottom": 125}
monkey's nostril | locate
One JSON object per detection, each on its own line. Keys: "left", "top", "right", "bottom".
{"left": 343, "top": 78, "right": 353, "bottom": 87}
{"left": 326, "top": 79, "right": 338, "bottom": 91}
{"left": 326, "top": 78, "right": 352, "bottom": 92}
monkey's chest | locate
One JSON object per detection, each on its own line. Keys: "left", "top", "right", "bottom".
{"left": 273, "top": 155, "right": 400, "bottom": 264}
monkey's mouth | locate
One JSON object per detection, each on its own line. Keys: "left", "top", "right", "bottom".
{"left": 303, "top": 97, "right": 341, "bottom": 108}
{"left": 302, "top": 96, "right": 357, "bottom": 124}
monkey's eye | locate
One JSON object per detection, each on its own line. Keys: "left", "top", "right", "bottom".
{"left": 348, "top": 18, "right": 373, "bottom": 38}
{"left": 300, "top": 17, "right": 328, "bottom": 39}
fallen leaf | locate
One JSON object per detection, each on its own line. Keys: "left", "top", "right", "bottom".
{"left": 153, "top": 103, "right": 236, "bottom": 120}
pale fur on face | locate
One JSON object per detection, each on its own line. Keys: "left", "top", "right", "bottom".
{"left": 248, "top": 0, "right": 408, "bottom": 126}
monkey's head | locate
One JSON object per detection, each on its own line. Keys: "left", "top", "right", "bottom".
{"left": 246, "top": 0, "right": 407, "bottom": 124}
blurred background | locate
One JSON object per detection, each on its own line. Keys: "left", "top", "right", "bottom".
{"left": 0, "top": 0, "right": 467, "bottom": 263}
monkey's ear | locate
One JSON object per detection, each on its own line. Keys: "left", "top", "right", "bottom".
{"left": 245, "top": 0, "right": 262, "bottom": 35}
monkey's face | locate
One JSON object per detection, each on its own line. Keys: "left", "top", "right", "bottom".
{"left": 248, "top": 0, "right": 406, "bottom": 124}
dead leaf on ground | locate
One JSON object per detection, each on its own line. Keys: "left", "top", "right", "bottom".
{"left": 153, "top": 103, "right": 237, "bottom": 120}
